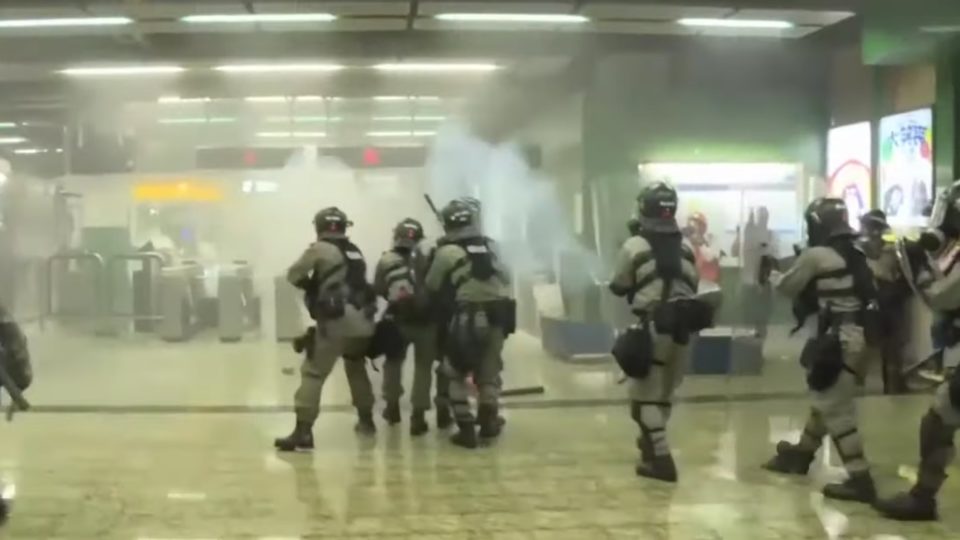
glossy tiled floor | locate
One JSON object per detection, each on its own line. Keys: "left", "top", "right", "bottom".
{"left": 1, "top": 397, "right": 958, "bottom": 539}
{"left": 0, "top": 327, "right": 954, "bottom": 538}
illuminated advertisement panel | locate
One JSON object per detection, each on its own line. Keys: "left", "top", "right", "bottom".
{"left": 826, "top": 122, "right": 871, "bottom": 228}
{"left": 878, "top": 108, "right": 933, "bottom": 228}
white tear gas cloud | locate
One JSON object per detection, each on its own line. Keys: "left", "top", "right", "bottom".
{"left": 426, "top": 120, "right": 604, "bottom": 282}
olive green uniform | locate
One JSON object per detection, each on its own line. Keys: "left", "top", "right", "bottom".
{"left": 287, "top": 240, "right": 375, "bottom": 424}
{"left": 609, "top": 236, "right": 700, "bottom": 458}
{"left": 775, "top": 246, "right": 871, "bottom": 476}
{"left": 424, "top": 229, "right": 510, "bottom": 424}
{"left": 374, "top": 248, "right": 441, "bottom": 411}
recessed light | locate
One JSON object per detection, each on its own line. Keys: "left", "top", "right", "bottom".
{"left": 677, "top": 18, "right": 794, "bottom": 29}
{"left": 373, "top": 63, "right": 498, "bottom": 73}
{"left": 214, "top": 64, "right": 344, "bottom": 73}
{"left": 435, "top": 13, "right": 588, "bottom": 24}
{"left": 59, "top": 65, "right": 186, "bottom": 76}
{"left": 256, "top": 131, "right": 326, "bottom": 138}
{"left": 367, "top": 130, "right": 437, "bottom": 137}
{"left": 0, "top": 17, "right": 132, "bottom": 29}
{"left": 181, "top": 13, "right": 336, "bottom": 24}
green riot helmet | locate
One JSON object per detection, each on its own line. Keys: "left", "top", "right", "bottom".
{"left": 805, "top": 197, "right": 853, "bottom": 246}
{"left": 313, "top": 206, "right": 351, "bottom": 238}
{"left": 393, "top": 218, "right": 425, "bottom": 249}
{"left": 440, "top": 199, "right": 475, "bottom": 233}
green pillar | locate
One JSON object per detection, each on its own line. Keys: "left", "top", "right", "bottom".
{"left": 935, "top": 52, "right": 957, "bottom": 189}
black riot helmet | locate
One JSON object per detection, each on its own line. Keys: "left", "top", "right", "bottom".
{"left": 859, "top": 209, "right": 889, "bottom": 239}
{"left": 636, "top": 182, "right": 680, "bottom": 234}
{"left": 805, "top": 197, "right": 853, "bottom": 246}
{"left": 440, "top": 199, "right": 475, "bottom": 233}
{"left": 313, "top": 206, "right": 351, "bottom": 238}
{"left": 393, "top": 218, "right": 425, "bottom": 249}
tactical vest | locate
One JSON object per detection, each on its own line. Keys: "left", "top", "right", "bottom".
{"left": 308, "top": 239, "right": 370, "bottom": 320}
{"left": 803, "top": 242, "right": 879, "bottom": 342}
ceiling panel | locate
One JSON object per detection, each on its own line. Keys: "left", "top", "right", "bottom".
{"left": 591, "top": 21, "right": 694, "bottom": 36}
{"left": 580, "top": 4, "right": 731, "bottom": 20}
{"left": 733, "top": 9, "right": 854, "bottom": 26}
{"left": 418, "top": 2, "right": 572, "bottom": 16}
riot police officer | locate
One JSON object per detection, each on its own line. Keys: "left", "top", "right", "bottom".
{"left": 274, "top": 207, "right": 378, "bottom": 451}
{"left": 0, "top": 300, "right": 32, "bottom": 524}
{"left": 874, "top": 180, "right": 960, "bottom": 521}
{"left": 374, "top": 218, "right": 450, "bottom": 436}
{"left": 424, "top": 199, "right": 514, "bottom": 449}
{"left": 859, "top": 210, "right": 909, "bottom": 394}
{"left": 763, "top": 198, "right": 879, "bottom": 503}
{"left": 609, "top": 182, "right": 713, "bottom": 482}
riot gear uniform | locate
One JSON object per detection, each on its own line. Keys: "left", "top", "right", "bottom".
{"left": 609, "top": 183, "right": 713, "bottom": 482}
{"left": 763, "top": 198, "right": 879, "bottom": 503}
{"left": 425, "top": 200, "right": 514, "bottom": 449}
{"left": 875, "top": 180, "right": 960, "bottom": 521}
{"left": 275, "top": 207, "right": 378, "bottom": 451}
{"left": 373, "top": 218, "right": 445, "bottom": 436}
{"left": 0, "top": 300, "right": 32, "bottom": 524}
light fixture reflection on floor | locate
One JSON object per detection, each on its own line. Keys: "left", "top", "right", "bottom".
{"left": 215, "top": 64, "right": 344, "bottom": 73}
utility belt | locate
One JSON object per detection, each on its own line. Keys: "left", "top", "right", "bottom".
{"left": 645, "top": 298, "right": 714, "bottom": 345}
{"left": 453, "top": 298, "right": 517, "bottom": 336}
{"left": 386, "top": 297, "right": 431, "bottom": 325}
{"left": 311, "top": 286, "right": 373, "bottom": 322}
{"left": 820, "top": 307, "right": 881, "bottom": 346}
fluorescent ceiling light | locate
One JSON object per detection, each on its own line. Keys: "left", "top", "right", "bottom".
{"left": 435, "top": 13, "right": 588, "bottom": 24}
{"left": 294, "top": 95, "right": 325, "bottom": 102}
{"left": 678, "top": 18, "right": 794, "bottom": 29}
{"left": 920, "top": 25, "right": 960, "bottom": 34}
{"left": 59, "top": 65, "right": 185, "bottom": 76}
{"left": 0, "top": 137, "right": 26, "bottom": 144}
{"left": 13, "top": 147, "right": 46, "bottom": 155}
{"left": 159, "top": 117, "right": 236, "bottom": 125}
{"left": 256, "top": 131, "right": 326, "bottom": 138}
{"left": 0, "top": 122, "right": 17, "bottom": 128}
{"left": 373, "top": 116, "right": 446, "bottom": 122}
{"left": 182, "top": 13, "right": 336, "bottom": 24}
{"left": 214, "top": 64, "right": 344, "bottom": 73}
{"left": 245, "top": 96, "right": 288, "bottom": 103}
{"left": 267, "top": 116, "right": 341, "bottom": 123}
{"left": 373, "top": 95, "right": 441, "bottom": 102}
{"left": 373, "top": 63, "right": 498, "bottom": 73}
{"left": 158, "top": 95, "right": 210, "bottom": 104}
{"left": 367, "top": 130, "right": 436, "bottom": 137}
{"left": 0, "top": 17, "right": 132, "bottom": 29}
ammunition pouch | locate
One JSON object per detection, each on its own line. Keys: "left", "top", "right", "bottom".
{"left": 652, "top": 298, "right": 713, "bottom": 345}
{"left": 311, "top": 289, "right": 346, "bottom": 321}
{"left": 486, "top": 298, "right": 517, "bottom": 336}
{"left": 804, "top": 333, "right": 845, "bottom": 392}
{"left": 612, "top": 323, "right": 655, "bottom": 379}
{"left": 445, "top": 304, "right": 495, "bottom": 373}
{"left": 367, "top": 318, "right": 406, "bottom": 360}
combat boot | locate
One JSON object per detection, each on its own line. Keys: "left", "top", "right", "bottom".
{"left": 274, "top": 420, "right": 315, "bottom": 452}
{"left": 762, "top": 441, "right": 815, "bottom": 475}
{"left": 822, "top": 471, "right": 877, "bottom": 504}
{"left": 636, "top": 434, "right": 654, "bottom": 465}
{"left": 354, "top": 409, "right": 377, "bottom": 436}
{"left": 410, "top": 409, "right": 429, "bottom": 437}
{"left": 382, "top": 402, "right": 401, "bottom": 426}
{"left": 477, "top": 404, "right": 504, "bottom": 439}
{"left": 436, "top": 405, "right": 453, "bottom": 430}
{"left": 873, "top": 488, "right": 938, "bottom": 521}
{"left": 635, "top": 454, "right": 678, "bottom": 483}
{"left": 450, "top": 422, "right": 478, "bottom": 449}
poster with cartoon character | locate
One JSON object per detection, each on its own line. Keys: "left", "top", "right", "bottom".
{"left": 878, "top": 108, "right": 933, "bottom": 228}
{"left": 827, "top": 122, "right": 871, "bottom": 229}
